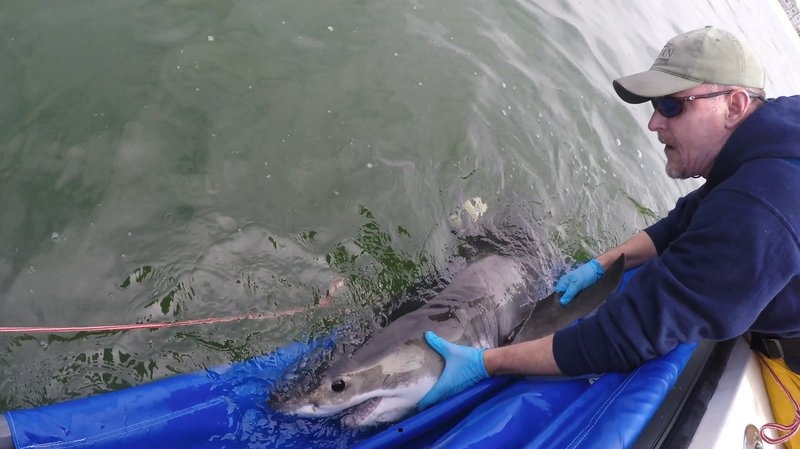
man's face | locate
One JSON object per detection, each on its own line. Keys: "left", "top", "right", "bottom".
{"left": 647, "top": 85, "right": 732, "bottom": 179}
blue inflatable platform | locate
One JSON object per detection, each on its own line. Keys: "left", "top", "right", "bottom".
{"left": 0, "top": 271, "right": 700, "bottom": 449}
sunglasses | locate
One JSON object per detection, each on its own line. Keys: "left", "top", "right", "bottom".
{"left": 650, "top": 90, "right": 765, "bottom": 118}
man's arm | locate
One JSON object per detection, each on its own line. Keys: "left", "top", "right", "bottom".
{"left": 483, "top": 334, "right": 561, "bottom": 376}
{"left": 595, "top": 230, "right": 657, "bottom": 271}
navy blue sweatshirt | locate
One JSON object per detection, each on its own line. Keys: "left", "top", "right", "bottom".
{"left": 554, "top": 95, "right": 800, "bottom": 375}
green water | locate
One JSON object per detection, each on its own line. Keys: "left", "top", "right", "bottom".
{"left": 1, "top": 0, "right": 799, "bottom": 410}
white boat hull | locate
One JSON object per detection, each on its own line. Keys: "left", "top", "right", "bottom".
{"left": 687, "top": 338, "right": 782, "bottom": 449}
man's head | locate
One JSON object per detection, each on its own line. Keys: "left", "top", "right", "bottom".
{"left": 613, "top": 27, "right": 766, "bottom": 179}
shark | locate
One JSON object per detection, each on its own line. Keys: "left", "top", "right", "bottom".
{"left": 268, "top": 253, "right": 625, "bottom": 427}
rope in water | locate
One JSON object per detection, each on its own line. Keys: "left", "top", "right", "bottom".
{"left": 0, "top": 308, "right": 313, "bottom": 334}
{"left": 0, "top": 280, "right": 342, "bottom": 334}
{"left": 758, "top": 354, "right": 800, "bottom": 445}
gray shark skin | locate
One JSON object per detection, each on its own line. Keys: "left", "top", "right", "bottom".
{"left": 269, "top": 254, "right": 624, "bottom": 427}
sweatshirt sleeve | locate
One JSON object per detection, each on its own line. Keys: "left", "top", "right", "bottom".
{"left": 644, "top": 189, "right": 704, "bottom": 254}
{"left": 554, "top": 187, "right": 798, "bottom": 375}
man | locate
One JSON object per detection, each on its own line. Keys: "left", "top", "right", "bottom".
{"left": 418, "top": 25, "right": 800, "bottom": 417}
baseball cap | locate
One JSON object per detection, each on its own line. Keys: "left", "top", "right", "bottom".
{"left": 613, "top": 26, "right": 765, "bottom": 104}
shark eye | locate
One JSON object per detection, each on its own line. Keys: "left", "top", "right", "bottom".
{"left": 331, "top": 379, "right": 346, "bottom": 392}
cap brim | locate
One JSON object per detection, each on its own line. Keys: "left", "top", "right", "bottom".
{"left": 613, "top": 69, "right": 701, "bottom": 104}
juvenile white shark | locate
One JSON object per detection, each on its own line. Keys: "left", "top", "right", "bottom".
{"left": 269, "top": 253, "right": 624, "bottom": 427}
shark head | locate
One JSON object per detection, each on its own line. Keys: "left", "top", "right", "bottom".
{"left": 269, "top": 335, "right": 441, "bottom": 427}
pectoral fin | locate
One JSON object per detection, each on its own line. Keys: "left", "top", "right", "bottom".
{"left": 507, "top": 254, "right": 625, "bottom": 344}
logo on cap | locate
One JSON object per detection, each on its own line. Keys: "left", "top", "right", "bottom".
{"left": 655, "top": 44, "right": 674, "bottom": 65}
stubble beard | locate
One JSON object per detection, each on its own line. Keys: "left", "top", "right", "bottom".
{"left": 660, "top": 134, "right": 686, "bottom": 179}
{"left": 665, "top": 159, "right": 686, "bottom": 179}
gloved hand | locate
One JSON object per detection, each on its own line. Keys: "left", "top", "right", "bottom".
{"left": 417, "top": 331, "right": 489, "bottom": 410}
{"left": 554, "top": 259, "right": 604, "bottom": 305}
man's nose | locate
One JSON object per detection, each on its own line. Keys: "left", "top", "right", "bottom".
{"left": 648, "top": 109, "right": 667, "bottom": 132}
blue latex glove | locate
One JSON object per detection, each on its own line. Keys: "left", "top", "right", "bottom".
{"left": 554, "top": 259, "right": 604, "bottom": 305}
{"left": 417, "top": 331, "right": 489, "bottom": 410}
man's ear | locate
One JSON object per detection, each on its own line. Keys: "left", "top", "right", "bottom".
{"left": 724, "top": 90, "right": 754, "bottom": 128}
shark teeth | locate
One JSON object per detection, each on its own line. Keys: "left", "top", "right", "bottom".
{"left": 341, "top": 397, "right": 382, "bottom": 427}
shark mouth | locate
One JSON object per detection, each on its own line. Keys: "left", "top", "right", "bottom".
{"left": 340, "top": 397, "right": 383, "bottom": 427}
